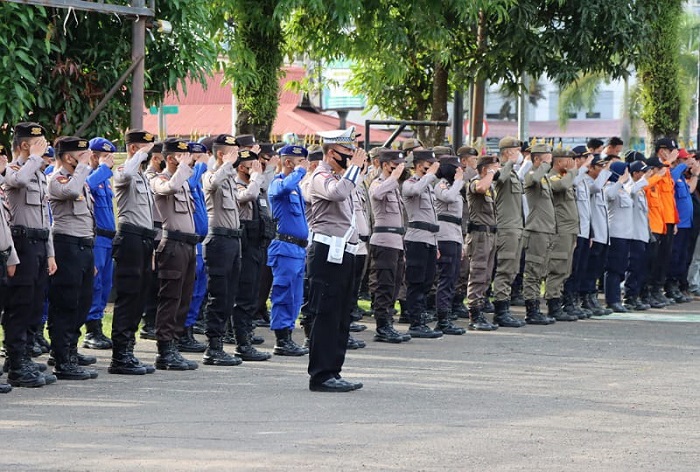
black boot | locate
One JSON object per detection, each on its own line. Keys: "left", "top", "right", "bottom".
{"left": 221, "top": 319, "right": 237, "bottom": 344}
{"left": 235, "top": 331, "right": 271, "bottom": 361}
{"left": 155, "top": 340, "right": 193, "bottom": 370}
{"left": 83, "top": 319, "right": 113, "bottom": 350}
{"left": 7, "top": 353, "right": 45, "bottom": 388}
{"left": 108, "top": 343, "right": 147, "bottom": 375}
{"left": 607, "top": 301, "right": 628, "bottom": 313}
{"left": 452, "top": 292, "right": 469, "bottom": 319}
{"left": 273, "top": 329, "right": 308, "bottom": 356}
{"left": 302, "top": 321, "right": 313, "bottom": 349}
{"left": 126, "top": 337, "right": 156, "bottom": 374}
{"left": 69, "top": 345, "right": 98, "bottom": 378}
{"left": 492, "top": 300, "right": 525, "bottom": 327}
{"left": 589, "top": 293, "right": 613, "bottom": 316}
{"left": 562, "top": 292, "right": 586, "bottom": 319}
{"left": 574, "top": 293, "right": 592, "bottom": 318}
{"left": 397, "top": 300, "right": 410, "bottom": 324}
{"left": 408, "top": 312, "right": 443, "bottom": 338}
{"left": 548, "top": 298, "right": 577, "bottom": 321}
{"left": 139, "top": 319, "right": 156, "bottom": 340}
{"left": 374, "top": 317, "right": 408, "bottom": 343}
{"left": 467, "top": 305, "right": 498, "bottom": 331}
{"left": 349, "top": 322, "right": 367, "bottom": 332}
{"left": 347, "top": 335, "right": 366, "bottom": 349}
{"left": 525, "top": 299, "right": 554, "bottom": 325}
{"left": 35, "top": 324, "right": 50, "bottom": 353}
{"left": 192, "top": 317, "right": 207, "bottom": 335}
{"left": 53, "top": 351, "right": 92, "bottom": 381}
{"left": 510, "top": 286, "right": 526, "bottom": 306}
{"left": 203, "top": 337, "right": 242, "bottom": 366}
{"left": 581, "top": 293, "right": 606, "bottom": 316}
{"left": 482, "top": 299, "right": 495, "bottom": 313}
{"left": 177, "top": 326, "right": 207, "bottom": 353}
{"left": 435, "top": 310, "right": 465, "bottom": 335}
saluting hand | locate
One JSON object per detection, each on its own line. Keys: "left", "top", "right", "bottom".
{"left": 619, "top": 167, "right": 630, "bottom": 184}
{"left": 99, "top": 154, "right": 114, "bottom": 169}
{"left": 135, "top": 143, "right": 154, "bottom": 162}
{"left": 350, "top": 148, "right": 367, "bottom": 169}
{"left": 426, "top": 161, "right": 440, "bottom": 175}
{"left": 250, "top": 160, "right": 263, "bottom": 174}
{"left": 454, "top": 166, "right": 464, "bottom": 180}
{"left": 177, "top": 153, "right": 194, "bottom": 167}
{"left": 267, "top": 155, "right": 280, "bottom": 169}
{"left": 77, "top": 150, "right": 90, "bottom": 166}
{"left": 296, "top": 159, "right": 310, "bottom": 172}
{"left": 391, "top": 163, "right": 405, "bottom": 180}
{"left": 250, "top": 144, "right": 262, "bottom": 155}
{"left": 29, "top": 137, "right": 48, "bottom": 158}
{"left": 222, "top": 147, "right": 239, "bottom": 164}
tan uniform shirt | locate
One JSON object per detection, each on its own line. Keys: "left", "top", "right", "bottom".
{"left": 494, "top": 160, "right": 524, "bottom": 230}
{"left": 369, "top": 173, "right": 404, "bottom": 251}
{"left": 549, "top": 169, "right": 579, "bottom": 235}
{"left": 308, "top": 161, "right": 358, "bottom": 243}
{"left": 235, "top": 173, "right": 265, "bottom": 221}
{"left": 402, "top": 172, "right": 438, "bottom": 246}
{"left": 151, "top": 163, "right": 195, "bottom": 234}
{"left": 524, "top": 162, "right": 556, "bottom": 234}
{"left": 114, "top": 154, "right": 154, "bottom": 230}
{"left": 48, "top": 164, "right": 94, "bottom": 238}
{"left": 467, "top": 178, "right": 497, "bottom": 226}
{"left": 353, "top": 185, "right": 370, "bottom": 255}
{"left": 4, "top": 154, "right": 54, "bottom": 256}
{"left": 203, "top": 162, "right": 244, "bottom": 230}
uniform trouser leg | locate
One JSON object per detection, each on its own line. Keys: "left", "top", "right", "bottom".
{"left": 436, "top": 241, "right": 462, "bottom": 312}
{"left": 3, "top": 238, "right": 47, "bottom": 361}
{"left": 466, "top": 231, "right": 497, "bottom": 307}
{"left": 256, "top": 252, "right": 273, "bottom": 319}
{"left": 185, "top": 244, "right": 206, "bottom": 328}
{"left": 455, "top": 234, "right": 470, "bottom": 295}
{"left": 349, "top": 253, "right": 367, "bottom": 310}
{"left": 687, "top": 233, "right": 700, "bottom": 291}
{"left": 369, "top": 245, "right": 401, "bottom": 324}
{"left": 492, "top": 229, "right": 523, "bottom": 302}
{"left": 522, "top": 231, "right": 555, "bottom": 300}
{"left": 404, "top": 241, "right": 437, "bottom": 321}
{"left": 299, "top": 245, "right": 315, "bottom": 327}
{"left": 544, "top": 233, "right": 577, "bottom": 300}
{"left": 604, "top": 237, "right": 630, "bottom": 304}
{"left": 155, "top": 239, "right": 196, "bottom": 342}
{"left": 563, "top": 236, "right": 590, "bottom": 296}
{"left": 232, "top": 244, "right": 263, "bottom": 339}
{"left": 269, "top": 254, "right": 305, "bottom": 331}
{"left": 581, "top": 241, "right": 608, "bottom": 294}
{"left": 624, "top": 240, "right": 648, "bottom": 298}
{"left": 667, "top": 228, "right": 691, "bottom": 283}
{"left": 87, "top": 238, "right": 113, "bottom": 322}
{"left": 307, "top": 242, "right": 355, "bottom": 385}
{"left": 111, "top": 232, "right": 154, "bottom": 347}
{"left": 203, "top": 235, "right": 240, "bottom": 339}
{"left": 650, "top": 225, "right": 674, "bottom": 290}
{"left": 48, "top": 240, "right": 94, "bottom": 360}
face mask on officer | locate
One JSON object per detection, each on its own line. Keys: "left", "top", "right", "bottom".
{"left": 399, "top": 167, "right": 411, "bottom": 182}
{"left": 333, "top": 148, "right": 352, "bottom": 169}
{"left": 516, "top": 152, "right": 524, "bottom": 166}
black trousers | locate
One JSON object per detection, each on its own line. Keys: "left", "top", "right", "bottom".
{"left": 668, "top": 227, "right": 692, "bottom": 283}
{"left": 307, "top": 241, "right": 356, "bottom": 385}
{"left": 232, "top": 242, "right": 264, "bottom": 338}
{"left": 581, "top": 241, "right": 607, "bottom": 294}
{"left": 436, "top": 240, "right": 461, "bottom": 312}
{"left": 624, "top": 240, "right": 648, "bottom": 298}
{"left": 349, "top": 253, "right": 367, "bottom": 312}
{"left": 155, "top": 239, "right": 196, "bottom": 342}
{"left": 605, "top": 237, "right": 630, "bottom": 304}
{"left": 563, "top": 236, "right": 590, "bottom": 296}
{"left": 111, "top": 231, "right": 155, "bottom": 348}
{"left": 203, "top": 235, "right": 241, "bottom": 339}
{"left": 2, "top": 236, "right": 48, "bottom": 359}
{"left": 48, "top": 238, "right": 94, "bottom": 361}
{"left": 369, "top": 245, "right": 404, "bottom": 324}
{"left": 650, "top": 224, "right": 674, "bottom": 290}
{"left": 404, "top": 241, "right": 437, "bottom": 323}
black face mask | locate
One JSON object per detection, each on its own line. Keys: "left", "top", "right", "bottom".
{"left": 334, "top": 149, "right": 353, "bottom": 169}
{"left": 492, "top": 171, "right": 501, "bottom": 181}
{"left": 399, "top": 168, "right": 411, "bottom": 182}
{"left": 159, "top": 160, "right": 166, "bottom": 171}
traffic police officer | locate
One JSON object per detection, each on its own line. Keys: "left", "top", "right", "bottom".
{"left": 307, "top": 127, "right": 364, "bottom": 392}
{"left": 402, "top": 150, "right": 443, "bottom": 338}
{"left": 83, "top": 137, "right": 117, "bottom": 350}
{"left": 151, "top": 138, "right": 199, "bottom": 371}
{"left": 47, "top": 136, "right": 98, "bottom": 380}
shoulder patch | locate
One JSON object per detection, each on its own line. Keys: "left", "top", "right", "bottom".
{"left": 56, "top": 176, "right": 70, "bottom": 184}
{"left": 550, "top": 175, "right": 561, "bottom": 181}
{"left": 158, "top": 175, "right": 169, "bottom": 181}
{"left": 439, "top": 182, "right": 448, "bottom": 189}
{"left": 9, "top": 165, "right": 20, "bottom": 171}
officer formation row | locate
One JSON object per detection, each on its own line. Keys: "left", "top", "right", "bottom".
{"left": 0, "top": 122, "right": 696, "bottom": 394}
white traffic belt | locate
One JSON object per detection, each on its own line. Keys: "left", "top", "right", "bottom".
{"left": 312, "top": 233, "right": 360, "bottom": 255}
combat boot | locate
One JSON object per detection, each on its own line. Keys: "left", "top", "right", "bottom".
{"left": 203, "top": 337, "right": 242, "bottom": 366}
{"left": 492, "top": 300, "right": 525, "bottom": 327}
{"left": 451, "top": 292, "right": 469, "bottom": 320}
{"left": 83, "top": 319, "right": 113, "bottom": 350}
{"left": 155, "top": 340, "right": 192, "bottom": 370}
{"left": 7, "top": 353, "right": 45, "bottom": 388}
{"left": 126, "top": 337, "right": 156, "bottom": 374}
{"left": 177, "top": 326, "right": 207, "bottom": 353}
{"left": 397, "top": 299, "right": 410, "bottom": 324}
{"left": 108, "top": 343, "right": 147, "bottom": 375}
{"left": 588, "top": 293, "right": 613, "bottom": 316}
{"left": 349, "top": 322, "right": 367, "bottom": 332}
{"left": 235, "top": 331, "right": 271, "bottom": 361}
{"left": 408, "top": 313, "right": 443, "bottom": 338}
{"left": 524, "top": 299, "right": 554, "bottom": 325}
{"left": 68, "top": 346, "right": 98, "bottom": 379}
{"left": 139, "top": 320, "right": 157, "bottom": 340}
{"left": 581, "top": 293, "right": 606, "bottom": 316}
{"left": 483, "top": 299, "right": 495, "bottom": 314}
{"left": 53, "top": 351, "right": 92, "bottom": 380}
{"left": 666, "top": 281, "right": 689, "bottom": 304}
{"left": 221, "top": 319, "right": 237, "bottom": 344}
{"left": 547, "top": 298, "right": 577, "bottom": 321}
{"left": 35, "top": 324, "right": 51, "bottom": 353}
{"left": 435, "top": 310, "right": 465, "bottom": 335}
{"left": 467, "top": 305, "right": 498, "bottom": 331}
{"left": 347, "top": 336, "right": 366, "bottom": 349}
{"left": 562, "top": 292, "right": 586, "bottom": 319}
{"left": 273, "top": 329, "right": 308, "bottom": 356}
{"left": 573, "top": 293, "right": 592, "bottom": 318}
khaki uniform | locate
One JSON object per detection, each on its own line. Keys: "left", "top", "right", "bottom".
{"left": 545, "top": 169, "right": 578, "bottom": 299}
{"left": 522, "top": 162, "right": 556, "bottom": 301}
{"left": 456, "top": 168, "right": 477, "bottom": 297}
{"left": 492, "top": 160, "right": 524, "bottom": 302}
{"left": 466, "top": 176, "right": 497, "bottom": 308}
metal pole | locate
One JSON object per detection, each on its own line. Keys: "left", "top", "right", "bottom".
{"left": 364, "top": 120, "right": 371, "bottom": 151}
{"left": 696, "top": 51, "right": 700, "bottom": 150}
{"left": 158, "top": 100, "right": 166, "bottom": 140}
{"left": 130, "top": 0, "right": 146, "bottom": 130}
{"left": 452, "top": 89, "right": 463, "bottom": 149}
{"left": 517, "top": 75, "right": 529, "bottom": 141}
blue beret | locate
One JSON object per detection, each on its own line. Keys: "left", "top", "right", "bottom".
{"left": 188, "top": 142, "right": 207, "bottom": 153}
{"left": 43, "top": 146, "right": 55, "bottom": 158}
{"left": 279, "top": 145, "right": 308, "bottom": 158}
{"left": 89, "top": 137, "right": 116, "bottom": 153}
{"left": 571, "top": 145, "right": 587, "bottom": 157}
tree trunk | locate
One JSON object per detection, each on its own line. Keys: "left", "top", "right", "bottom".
{"left": 427, "top": 61, "right": 449, "bottom": 146}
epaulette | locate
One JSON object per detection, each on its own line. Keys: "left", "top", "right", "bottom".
{"left": 56, "top": 176, "right": 70, "bottom": 184}
{"left": 550, "top": 175, "right": 561, "bottom": 182}
{"left": 9, "top": 165, "right": 20, "bottom": 172}
{"left": 158, "top": 175, "right": 168, "bottom": 181}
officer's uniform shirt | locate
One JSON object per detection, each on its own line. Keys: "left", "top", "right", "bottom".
{"left": 573, "top": 165, "right": 592, "bottom": 239}
{"left": 203, "top": 161, "right": 242, "bottom": 230}
{"left": 268, "top": 166, "right": 308, "bottom": 259}
{"left": 4, "top": 153, "right": 54, "bottom": 256}
{"left": 435, "top": 177, "right": 465, "bottom": 244}
{"left": 606, "top": 179, "right": 634, "bottom": 240}
{"left": 235, "top": 173, "right": 266, "bottom": 221}
{"left": 151, "top": 163, "right": 195, "bottom": 234}
{"left": 460, "top": 167, "right": 477, "bottom": 235}
{"left": 369, "top": 173, "right": 404, "bottom": 251}
{"left": 0, "top": 176, "right": 20, "bottom": 266}
{"left": 86, "top": 163, "right": 115, "bottom": 233}
{"left": 309, "top": 161, "right": 358, "bottom": 244}
{"left": 549, "top": 169, "right": 579, "bottom": 234}
{"left": 466, "top": 176, "right": 497, "bottom": 226}
{"left": 524, "top": 162, "right": 556, "bottom": 234}
{"left": 402, "top": 172, "right": 438, "bottom": 246}
{"left": 493, "top": 160, "right": 524, "bottom": 230}
{"left": 114, "top": 155, "right": 154, "bottom": 230}
{"left": 517, "top": 159, "right": 533, "bottom": 220}
{"left": 145, "top": 164, "right": 164, "bottom": 238}
{"left": 353, "top": 185, "right": 370, "bottom": 256}
{"left": 586, "top": 169, "right": 613, "bottom": 244}
{"left": 629, "top": 177, "right": 651, "bottom": 243}
{"left": 188, "top": 162, "right": 209, "bottom": 238}
{"left": 48, "top": 164, "right": 94, "bottom": 238}
{"left": 300, "top": 172, "right": 315, "bottom": 223}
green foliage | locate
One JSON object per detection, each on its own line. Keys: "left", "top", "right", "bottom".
{"left": 557, "top": 72, "right": 608, "bottom": 128}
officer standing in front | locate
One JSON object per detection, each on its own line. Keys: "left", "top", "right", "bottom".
{"left": 307, "top": 127, "right": 365, "bottom": 392}
{"left": 47, "top": 136, "right": 98, "bottom": 380}
{"left": 151, "top": 138, "right": 199, "bottom": 371}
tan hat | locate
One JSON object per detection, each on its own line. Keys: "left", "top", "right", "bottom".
{"left": 401, "top": 138, "right": 423, "bottom": 151}
{"left": 498, "top": 136, "right": 521, "bottom": 150}
{"left": 369, "top": 146, "right": 387, "bottom": 159}
{"left": 530, "top": 143, "right": 552, "bottom": 154}
{"left": 456, "top": 145, "right": 479, "bottom": 157}
{"left": 552, "top": 148, "right": 574, "bottom": 159}
{"left": 432, "top": 145, "right": 453, "bottom": 156}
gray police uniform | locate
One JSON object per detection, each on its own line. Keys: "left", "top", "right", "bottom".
{"left": 604, "top": 178, "right": 633, "bottom": 305}
{"left": 435, "top": 177, "right": 465, "bottom": 315}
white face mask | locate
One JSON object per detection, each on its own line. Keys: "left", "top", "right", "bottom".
{"left": 516, "top": 152, "right": 524, "bottom": 166}
{"left": 207, "top": 156, "right": 217, "bottom": 169}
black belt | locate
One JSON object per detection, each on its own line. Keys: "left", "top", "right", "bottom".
{"left": 276, "top": 233, "right": 308, "bottom": 248}
{"left": 154, "top": 221, "right": 163, "bottom": 229}
{"left": 359, "top": 235, "right": 369, "bottom": 242}
{"left": 373, "top": 226, "right": 406, "bottom": 235}
{"left": 11, "top": 225, "right": 49, "bottom": 241}
{"left": 163, "top": 230, "right": 200, "bottom": 245}
{"left": 408, "top": 221, "right": 440, "bottom": 233}
{"left": 438, "top": 214, "right": 462, "bottom": 226}
{"left": 53, "top": 233, "right": 94, "bottom": 247}
{"left": 467, "top": 223, "right": 497, "bottom": 234}
{"left": 118, "top": 223, "right": 157, "bottom": 240}
{"left": 95, "top": 227, "right": 117, "bottom": 239}
{"left": 209, "top": 227, "right": 244, "bottom": 239}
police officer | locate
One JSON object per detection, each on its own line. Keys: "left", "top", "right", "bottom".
{"left": 201, "top": 134, "right": 245, "bottom": 366}
{"left": 402, "top": 150, "right": 443, "bottom": 338}
{"left": 177, "top": 141, "right": 209, "bottom": 354}
{"left": 83, "top": 137, "right": 117, "bottom": 350}
{"left": 268, "top": 145, "right": 311, "bottom": 354}
{"left": 434, "top": 155, "right": 466, "bottom": 334}
{"left": 465, "top": 155, "right": 500, "bottom": 331}
{"left": 624, "top": 160, "right": 653, "bottom": 310}
{"left": 151, "top": 138, "right": 199, "bottom": 371}
{"left": 368, "top": 150, "right": 411, "bottom": 343}
{"left": 47, "top": 136, "right": 98, "bottom": 380}
{"left": 491, "top": 137, "right": 527, "bottom": 328}
{"left": 545, "top": 149, "right": 579, "bottom": 321}
{"left": 3, "top": 123, "right": 57, "bottom": 388}
{"left": 110, "top": 130, "right": 157, "bottom": 375}
{"left": 604, "top": 161, "right": 633, "bottom": 312}
{"left": 452, "top": 146, "right": 478, "bottom": 319}
{"left": 307, "top": 127, "right": 364, "bottom": 392}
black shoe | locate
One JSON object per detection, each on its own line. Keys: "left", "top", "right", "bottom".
{"left": 0, "top": 381, "right": 12, "bottom": 393}
{"left": 235, "top": 344, "right": 271, "bottom": 361}
{"left": 347, "top": 336, "right": 366, "bottom": 349}
{"left": 273, "top": 330, "right": 308, "bottom": 356}
{"left": 607, "top": 302, "right": 628, "bottom": 313}
{"left": 7, "top": 358, "right": 46, "bottom": 388}
{"left": 35, "top": 329, "right": 51, "bottom": 354}
{"left": 547, "top": 298, "right": 578, "bottom": 321}
{"left": 435, "top": 320, "right": 465, "bottom": 335}
{"left": 82, "top": 331, "right": 112, "bottom": 350}
{"left": 374, "top": 325, "right": 405, "bottom": 343}
{"left": 338, "top": 376, "right": 363, "bottom": 390}
{"left": 524, "top": 313, "right": 554, "bottom": 325}
{"left": 482, "top": 300, "right": 495, "bottom": 313}
{"left": 49, "top": 349, "right": 96, "bottom": 367}
{"left": 177, "top": 326, "right": 207, "bottom": 353}
{"left": 192, "top": 319, "right": 207, "bottom": 335}
{"left": 125, "top": 338, "right": 156, "bottom": 374}
{"left": 309, "top": 377, "right": 358, "bottom": 393}
{"left": 250, "top": 333, "right": 265, "bottom": 345}
{"left": 155, "top": 340, "right": 193, "bottom": 370}
{"left": 3, "top": 357, "right": 48, "bottom": 373}
{"left": 524, "top": 299, "right": 555, "bottom": 325}
{"left": 349, "top": 322, "right": 367, "bottom": 332}
{"left": 139, "top": 325, "right": 157, "bottom": 340}
{"left": 109, "top": 345, "right": 147, "bottom": 375}
{"left": 468, "top": 315, "right": 499, "bottom": 331}
{"left": 581, "top": 293, "right": 610, "bottom": 316}
{"left": 408, "top": 323, "right": 443, "bottom": 338}
{"left": 253, "top": 318, "right": 271, "bottom": 328}
{"left": 203, "top": 340, "right": 243, "bottom": 366}
{"left": 493, "top": 313, "right": 526, "bottom": 328}
{"left": 53, "top": 360, "right": 92, "bottom": 380}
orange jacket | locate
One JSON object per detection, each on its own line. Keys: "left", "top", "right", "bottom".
{"left": 658, "top": 167, "right": 679, "bottom": 225}
{"left": 645, "top": 173, "right": 665, "bottom": 234}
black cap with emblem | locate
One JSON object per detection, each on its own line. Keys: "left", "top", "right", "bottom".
{"left": 125, "top": 129, "right": 156, "bottom": 144}
{"left": 237, "top": 149, "right": 259, "bottom": 162}
{"left": 55, "top": 136, "right": 89, "bottom": 155}
{"left": 162, "top": 138, "right": 189, "bottom": 153}
{"left": 14, "top": 122, "right": 46, "bottom": 138}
